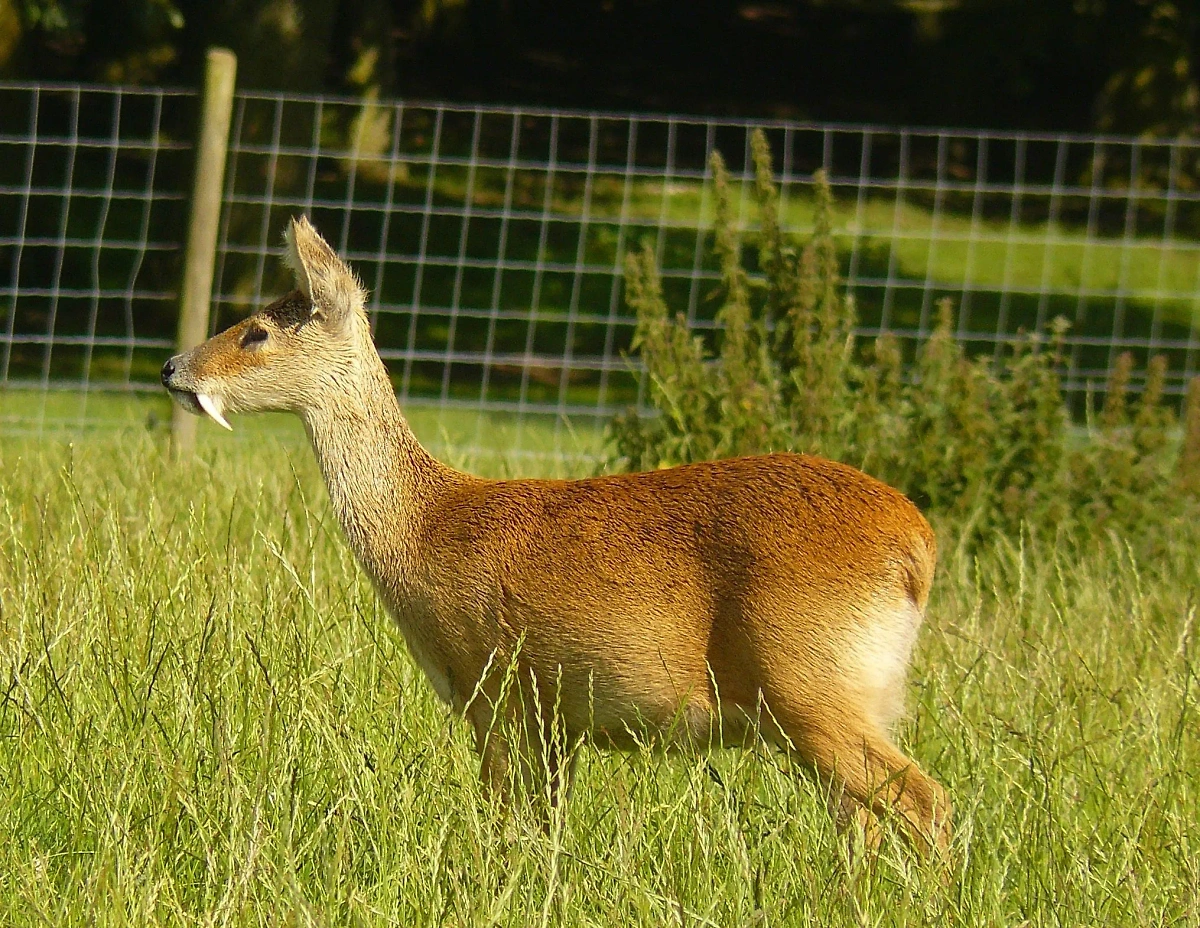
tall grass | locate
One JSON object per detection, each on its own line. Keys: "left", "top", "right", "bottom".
{"left": 0, "top": 430, "right": 1197, "bottom": 925}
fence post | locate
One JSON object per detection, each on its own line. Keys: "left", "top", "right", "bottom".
{"left": 171, "top": 47, "right": 237, "bottom": 457}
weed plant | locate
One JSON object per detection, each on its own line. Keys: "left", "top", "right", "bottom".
{"left": 610, "top": 130, "right": 1200, "bottom": 549}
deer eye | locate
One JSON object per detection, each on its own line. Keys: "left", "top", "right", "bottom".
{"left": 241, "top": 327, "right": 268, "bottom": 349}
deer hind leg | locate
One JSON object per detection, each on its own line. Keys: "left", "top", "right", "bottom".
{"left": 808, "top": 715, "right": 951, "bottom": 857}
{"left": 761, "top": 687, "right": 951, "bottom": 857}
{"left": 811, "top": 598, "right": 950, "bottom": 856}
{"left": 830, "top": 784, "right": 886, "bottom": 856}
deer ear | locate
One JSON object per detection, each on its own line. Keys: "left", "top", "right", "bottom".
{"left": 282, "top": 216, "right": 364, "bottom": 328}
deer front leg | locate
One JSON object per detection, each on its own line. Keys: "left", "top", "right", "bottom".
{"left": 522, "top": 708, "right": 580, "bottom": 831}
{"left": 468, "top": 696, "right": 578, "bottom": 832}
{"left": 470, "top": 700, "right": 515, "bottom": 807}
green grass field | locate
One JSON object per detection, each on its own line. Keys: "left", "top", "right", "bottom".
{"left": 1, "top": 421, "right": 1197, "bottom": 925}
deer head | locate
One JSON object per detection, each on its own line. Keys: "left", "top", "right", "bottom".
{"left": 161, "top": 216, "right": 373, "bottom": 429}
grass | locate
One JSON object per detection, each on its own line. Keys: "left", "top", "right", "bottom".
{"left": 0, "top": 422, "right": 1198, "bottom": 925}
{"left": 380, "top": 161, "right": 1200, "bottom": 326}
{"left": 0, "top": 389, "right": 606, "bottom": 475}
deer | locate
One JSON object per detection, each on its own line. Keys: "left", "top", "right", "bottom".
{"left": 161, "top": 216, "right": 951, "bottom": 857}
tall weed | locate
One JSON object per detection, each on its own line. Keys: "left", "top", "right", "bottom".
{"left": 609, "top": 130, "right": 1196, "bottom": 545}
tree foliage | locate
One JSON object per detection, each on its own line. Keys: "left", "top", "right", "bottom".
{"left": 1, "top": 1, "right": 1197, "bottom": 142}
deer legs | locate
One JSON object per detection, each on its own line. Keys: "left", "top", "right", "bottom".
{"left": 469, "top": 687, "right": 579, "bottom": 831}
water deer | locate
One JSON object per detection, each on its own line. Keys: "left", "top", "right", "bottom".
{"left": 161, "top": 216, "right": 951, "bottom": 856}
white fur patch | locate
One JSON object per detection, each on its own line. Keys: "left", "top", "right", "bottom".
{"left": 848, "top": 599, "right": 922, "bottom": 731}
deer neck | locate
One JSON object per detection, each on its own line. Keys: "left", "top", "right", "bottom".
{"left": 299, "top": 348, "right": 453, "bottom": 584}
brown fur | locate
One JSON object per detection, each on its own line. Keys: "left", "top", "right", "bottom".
{"left": 162, "top": 216, "right": 952, "bottom": 855}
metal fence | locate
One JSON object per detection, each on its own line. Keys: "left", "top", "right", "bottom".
{"left": 3, "top": 80, "right": 1200, "bottom": 455}
{"left": 0, "top": 84, "right": 193, "bottom": 431}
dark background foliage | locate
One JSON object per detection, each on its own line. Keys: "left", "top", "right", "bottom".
{"left": 3, "top": 1, "right": 1198, "bottom": 137}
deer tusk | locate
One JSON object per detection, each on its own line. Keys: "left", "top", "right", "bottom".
{"left": 195, "top": 392, "right": 233, "bottom": 431}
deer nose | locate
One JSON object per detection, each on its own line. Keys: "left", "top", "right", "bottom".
{"left": 160, "top": 358, "right": 176, "bottom": 386}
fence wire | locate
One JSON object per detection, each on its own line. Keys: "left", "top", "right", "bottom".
{"left": 0, "top": 82, "right": 193, "bottom": 433}
{"left": 3, "top": 83, "right": 1200, "bottom": 458}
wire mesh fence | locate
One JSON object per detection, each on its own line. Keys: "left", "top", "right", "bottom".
{"left": 3, "top": 81, "right": 1200, "bottom": 460}
{"left": 0, "top": 82, "right": 194, "bottom": 433}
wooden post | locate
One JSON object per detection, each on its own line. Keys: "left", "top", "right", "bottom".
{"left": 172, "top": 47, "right": 237, "bottom": 457}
